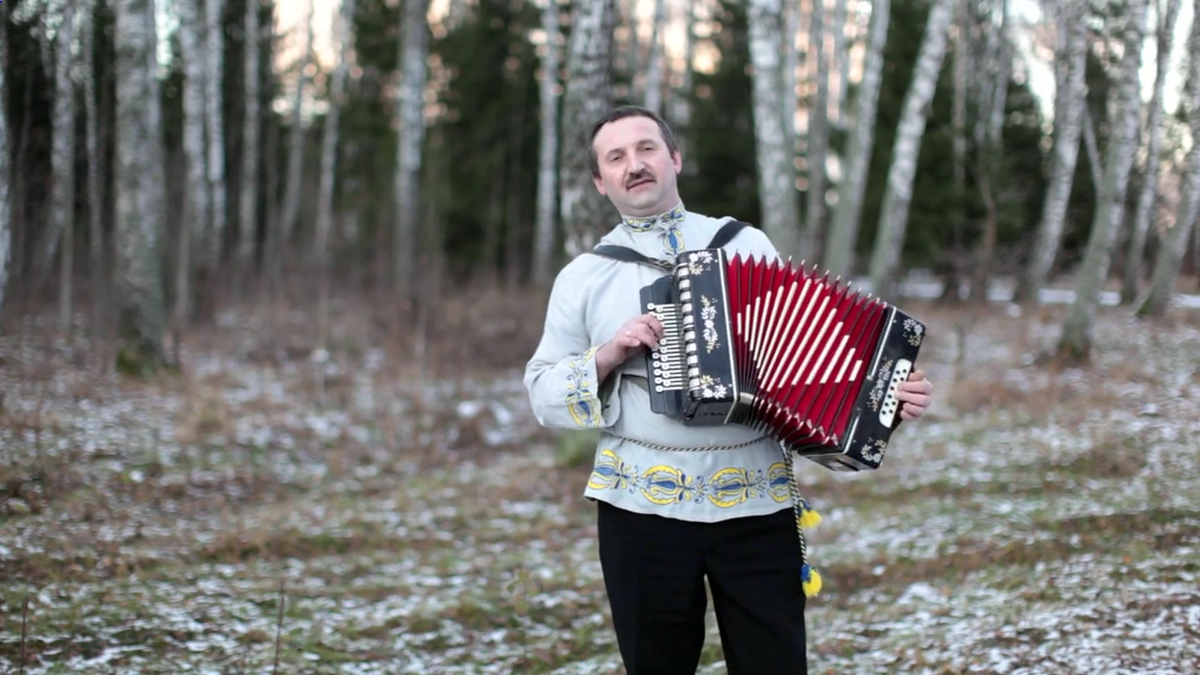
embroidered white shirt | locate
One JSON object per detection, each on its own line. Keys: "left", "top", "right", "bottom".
{"left": 523, "top": 203, "right": 796, "bottom": 523}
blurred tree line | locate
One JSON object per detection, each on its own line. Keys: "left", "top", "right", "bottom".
{"left": 0, "top": 0, "right": 1197, "bottom": 371}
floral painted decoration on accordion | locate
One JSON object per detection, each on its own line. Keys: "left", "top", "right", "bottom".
{"left": 903, "top": 318, "right": 925, "bottom": 348}
{"left": 697, "top": 373, "right": 728, "bottom": 400}
{"left": 700, "top": 295, "right": 720, "bottom": 353}
{"left": 683, "top": 249, "right": 716, "bottom": 276}
{"left": 867, "top": 357, "right": 894, "bottom": 413}
{"left": 860, "top": 438, "right": 888, "bottom": 465}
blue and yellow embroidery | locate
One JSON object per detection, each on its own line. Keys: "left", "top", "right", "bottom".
{"left": 663, "top": 225, "right": 684, "bottom": 258}
{"left": 587, "top": 448, "right": 790, "bottom": 508}
{"left": 565, "top": 347, "right": 602, "bottom": 428}
{"left": 621, "top": 204, "right": 686, "bottom": 233}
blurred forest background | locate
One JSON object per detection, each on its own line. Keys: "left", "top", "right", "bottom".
{"left": 1, "top": 0, "right": 1199, "bottom": 673}
{"left": 0, "top": 0, "right": 1198, "bottom": 369}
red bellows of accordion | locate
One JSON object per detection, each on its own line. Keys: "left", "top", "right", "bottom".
{"left": 726, "top": 253, "right": 888, "bottom": 451}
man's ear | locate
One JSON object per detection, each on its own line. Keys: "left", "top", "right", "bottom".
{"left": 671, "top": 150, "right": 683, "bottom": 174}
{"left": 593, "top": 175, "right": 607, "bottom": 195}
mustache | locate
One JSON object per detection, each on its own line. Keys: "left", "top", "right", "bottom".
{"left": 625, "top": 170, "right": 655, "bottom": 188}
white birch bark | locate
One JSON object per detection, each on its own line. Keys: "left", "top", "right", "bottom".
{"left": 643, "top": 0, "right": 666, "bottom": 114}
{"left": 830, "top": 0, "right": 849, "bottom": 127}
{"left": 316, "top": 0, "right": 353, "bottom": 259}
{"left": 83, "top": 0, "right": 104, "bottom": 315}
{"left": 176, "top": 0, "right": 207, "bottom": 325}
{"left": 748, "top": 0, "right": 802, "bottom": 258}
{"left": 281, "top": 0, "right": 314, "bottom": 249}
{"left": 239, "top": 0, "right": 261, "bottom": 266}
{"left": 1121, "top": 0, "right": 1181, "bottom": 303}
{"left": 205, "top": 0, "right": 226, "bottom": 269}
{"left": 1058, "top": 0, "right": 1147, "bottom": 360}
{"left": 1081, "top": 105, "right": 1104, "bottom": 189}
{"left": 532, "top": 0, "right": 562, "bottom": 287}
{"left": 669, "top": 0, "right": 698, "bottom": 176}
{"left": 114, "top": 0, "right": 167, "bottom": 365}
{"left": 803, "top": 0, "right": 830, "bottom": 260}
{"left": 824, "top": 0, "right": 889, "bottom": 277}
{"left": 0, "top": 2, "right": 10, "bottom": 320}
{"left": 952, "top": 0, "right": 968, "bottom": 193}
{"left": 559, "top": 0, "right": 616, "bottom": 258}
{"left": 38, "top": 1, "right": 76, "bottom": 277}
{"left": 51, "top": 1, "right": 77, "bottom": 328}
{"left": 1137, "top": 4, "right": 1200, "bottom": 317}
{"left": 782, "top": 0, "right": 798, "bottom": 156}
{"left": 392, "top": 0, "right": 430, "bottom": 299}
{"left": 867, "top": 0, "right": 955, "bottom": 297}
{"left": 1017, "top": 0, "right": 1087, "bottom": 301}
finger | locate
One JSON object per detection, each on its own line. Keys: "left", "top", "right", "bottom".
{"left": 907, "top": 369, "right": 926, "bottom": 382}
{"left": 624, "top": 326, "right": 657, "bottom": 350}
{"left": 895, "top": 390, "right": 930, "bottom": 407}
{"left": 634, "top": 324, "right": 660, "bottom": 349}
{"left": 645, "top": 314, "right": 664, "bottom": 337}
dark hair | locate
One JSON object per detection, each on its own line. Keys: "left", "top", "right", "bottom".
{"left": 588, "top": 105, "right": 680, "bottom": 178}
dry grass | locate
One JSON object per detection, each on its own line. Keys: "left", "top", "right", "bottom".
{"left": 1, "top": 279, "right": 1198, "bottom": 673}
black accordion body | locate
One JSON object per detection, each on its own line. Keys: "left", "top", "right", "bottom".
{"left": 640, "top": 248, "right": 926, "bottom": 472}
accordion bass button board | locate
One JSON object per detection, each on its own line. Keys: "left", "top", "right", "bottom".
{"left": 640, "top": 248, "right": 927, "bottom": 472}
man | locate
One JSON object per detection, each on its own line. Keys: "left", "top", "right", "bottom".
{"left": 523, "top": 106, "right": 933, "bottom": 674}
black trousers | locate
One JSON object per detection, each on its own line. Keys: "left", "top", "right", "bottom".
{"left": 597, "top": 501, "right": 808, "bottom": 675}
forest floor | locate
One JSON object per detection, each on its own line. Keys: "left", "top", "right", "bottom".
{"left": 0, "top": 287, "right": 1198, "bottom": 674}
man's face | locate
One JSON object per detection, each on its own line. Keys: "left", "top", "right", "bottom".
{"left": 592, "top": 116, "right": 683, "bottom": 218}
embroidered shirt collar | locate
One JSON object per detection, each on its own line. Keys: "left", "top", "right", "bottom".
{"left": 621, "top": 203, "right": 686, "bottom": 233}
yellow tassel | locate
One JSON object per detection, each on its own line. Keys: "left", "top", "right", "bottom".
{"left": 801, "top": 565, "right": 822, "bottom": 597}
{"left": 799, "top": 508, "right": 822, "bottom": 529}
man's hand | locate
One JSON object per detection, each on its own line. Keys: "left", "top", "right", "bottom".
{"left": 897, "top": 369, "right": 933, "bottom": 421}
{"left": 596, "top": 313, "right": 663, "bottom": 381}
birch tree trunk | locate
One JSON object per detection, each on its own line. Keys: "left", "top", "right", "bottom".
{"left": 951, "top": 0, "right": 969, "bottom": 257}
{"left": 52, "top": 2, "right": 78, "bottom": 329}
{"left": 316, "top": 0, "right": 353, "bottom": 261}
{"left": 532, "top": 0, "right": 561, "bottom": 287}
{"left": 176, "top": 0, "right": 207, "bottom": 328}
{"left": 315, "top": 0, "right": 354, "bottom": 348}
{"left": 803, "top": 0, "right": 830, "bottom": 261}
{"left": 824, "top": 0, "right": 889, "bottom": 277}
{"left": 1137, "top": 7, "right": 1200, "bottom": 318}
{"left": 970, "top": 0, "right": 1009, "bottom": 302}
{"left": 643, "top": 0, "right": 666, "bottom": 114}
{"left": 0, "top": 2, "right": 10, "bottom": 321}
{"left": 675, "top": 0, "right": 698, "bottom": 177}
{"left": 1121, "top": 0, "right": 1181, "bottom": 304}
{"left": 782, "top": 0, "right": 798, "bottom": 158}
{"left": 1015, "top": 0, "right": 1087, "bottom": 302}
{"left": 205, "top": 0, "right": 227, "bottom": 270}
{"left": 239, "top": 0, "right": 261, "bottom": 269}
{"left": 830, "top": 0, "right": 849, "bottom": 127}
{"left": 747, "top": 0, "right": 802, "bottom": 258}
{"left": 1081, "top": 105, "right": 1104, "bottom": 189}
{"left": 392, "top": 0, "right": 430, "bottom": 301}
{"left": 280, "top": 1, "right": 314, "bottom": 264}
{"left": 114, "top": 0, "right": 167, "bottom": 369}
{"left": 867, "top": 0, "right": 955, "bottom": 298}
{"left": 1057, "top": 0, "right": 1146, "bottom": 362}
{"left": 40, "top": 1, "right": 77, "bottom": 276}
{"left": 559, "top": 0, "right": 616, "bottom": 258}
{"left": 83, "top": 0, "right": 106, "bottom": 331}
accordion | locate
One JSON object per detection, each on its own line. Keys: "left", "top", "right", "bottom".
{"left": 640, "top": 248, "right": 926, "bottom": 472}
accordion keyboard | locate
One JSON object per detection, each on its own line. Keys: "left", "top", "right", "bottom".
{"left": 877, "top": 357, "right": 912, "bottom": 427}
{"left": 647, "top": 302, "right": 686, "bottom": 394}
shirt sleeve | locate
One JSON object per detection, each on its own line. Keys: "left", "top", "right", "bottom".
{"left": 523, "top": 262, "right": 620, "bottom": 431}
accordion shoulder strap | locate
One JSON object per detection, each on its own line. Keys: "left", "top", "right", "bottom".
{"left": 706, "top": 219, "right": 748, "bottom": 249}
{"left": 589, "top": 244, "right": 676, "bottom": 272}
{"left": 587, "top": 219, "right": 750, "bottom": 272}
